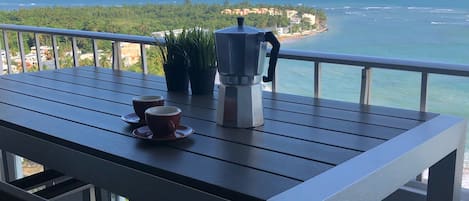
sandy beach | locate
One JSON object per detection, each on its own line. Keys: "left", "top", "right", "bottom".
{"left": 278, "top": 27, "right": 328, "bottom": 43}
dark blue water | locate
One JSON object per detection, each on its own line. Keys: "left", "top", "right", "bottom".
{"left": 3, "top": 0, "right": 469, "bottom": 164}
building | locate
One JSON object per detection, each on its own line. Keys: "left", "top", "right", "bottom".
{"left": 221, "top": 8, "right": 283, "bottom": 16}
{"left": 152, "top": 29, "right": 184, "bottom": 38}
{"left": 302, "top": 13, "right": 316, "bottom": 25}
{"left": 276, "top": 27, "right": 289, "bottom": 35}
{"left": 120, "top": 42, "right": 141, "bottom": 66}
{"left": 290, "top": 17, "right": 301, "bottom": 25}
{"left": 221, "top": 8, "right": 232, "bottom": 15}
{"left": 285, "top": 10, "right": 298, "bottom": 18}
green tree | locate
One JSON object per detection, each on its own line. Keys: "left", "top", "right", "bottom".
{"left": 99, "top": 54, "right": 111, "bottom": 68}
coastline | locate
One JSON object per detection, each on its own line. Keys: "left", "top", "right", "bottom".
{"left": 277, "top": 27, "right": 328, "bottom": 43}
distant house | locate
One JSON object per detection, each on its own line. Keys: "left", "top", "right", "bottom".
{"left": 285, "top": 10, "right": 298, "bottom": 19}
{"left": 302, "top": 13, "right": 316, "bottom": 25}
{"left": 30, "top": 46, "right": 52, "bottom": 55}
{"left": 232, "top": 9, "right": 242, "bottom": 15}
{"left": 242, "top": 8, "right": 251, "bottom": 15}
{"left": 251, "top": 8, "right": 261, "bottom": 14}
{"left": 276, "top": 27, "right": 289, "bottom": 35}
{"left": 290, "top": 17, "right": 301, "bottom": 25}
{"left": 221, "top": 9, "right": 232, "bottom": 15}
{"left": 120, "top": 42, "right": 141, "bottom": 66}
{"left": 152, "top": 29, "right": 184, "bottom": 38}
{"left": 221, "top": 7, "right": 282, "bottom": 16}
{"left": 268, "top": 8, "right": 282, "bottom": 16}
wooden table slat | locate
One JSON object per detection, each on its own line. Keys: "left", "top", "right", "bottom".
{"left": 75, "top": 66, "right": 437, "bottom": 121}
{"left": 58, "top": 68, "right": 424, "bottom": 130}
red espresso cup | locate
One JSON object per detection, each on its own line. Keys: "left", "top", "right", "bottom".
{"left": 132, "top": 96, "right": 164, "bottom": 120}
{"left": 145, "top": 106, "right": 181, "bottom": 137}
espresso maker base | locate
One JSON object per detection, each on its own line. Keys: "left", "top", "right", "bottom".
{"left": 216, "top": 84, "right": 264, "bottom": 128}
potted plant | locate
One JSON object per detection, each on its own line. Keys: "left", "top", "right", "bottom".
{"left": 158, "top": 30, "right": 190, "bottom": 92}
{"left": 185, "top": 28, "right": 217, "bottom": 95}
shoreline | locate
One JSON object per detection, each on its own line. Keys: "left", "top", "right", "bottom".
{"left": 277, "top": 27, "right": 328, "bottom": 43}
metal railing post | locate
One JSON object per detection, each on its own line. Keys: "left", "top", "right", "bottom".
{"left": 1, "top": 151, "right": 17, "bottom": 182}
{"left": 51, "top": 35, "right": 60, "bottom": 69}
{"left": 93, "top": 39, "right": 99, "bottom": 67}
{"left": 0, "top": 50, "right": 3, "bottom": 75}
{"left": 360, "top": 66, "right": 372, "bottom": 105}
{"left": 18, "top": 32, "right": 27, "bottom": 72}
{"left": 72, "top": 37, "right": 79, "bottom": 67}
{"left": 415, "top": 72, "right": 430, "bottom": 182}
{"left": 34, "top": 33, "right": 43, "bottom": 71}
{"left": 420, "top": 72, "right": 429, "bottom": 112}
{"left": 112, "top": 41, "right": 121, "bottom": 70}
{"left": 271, "top": 67, "right": 278, "bottom": 92}
{"left": 140, "top": 43, "right": 148, "bottom": 74}
{"left": 0, "top": 32, "right": 4, "bottom": 75}
{"left": 314, "top": 62, "right": 322, "bottom": 98}
{"left": 2, "top": 30, "right": 12, "bottom": 74}
{"left": 111, "top": 42, "right": 115, "bottom": 70}
{"left": 0, "top": 150, "right": 5, "bottom": 181}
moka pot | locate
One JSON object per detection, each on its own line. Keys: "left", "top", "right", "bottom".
{"left": 215, "top": 17, "right": 280, "bottom": 128}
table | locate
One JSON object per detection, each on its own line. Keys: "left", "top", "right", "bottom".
{"left": 0, "top": 67, "right": 465, "bottom": 201}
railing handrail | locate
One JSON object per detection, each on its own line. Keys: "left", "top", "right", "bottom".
{"left": 0, "top": 24, "right": 163, "bottom": 44}
{"left": 275, "top": 49, "right": 469, "bottom": 77}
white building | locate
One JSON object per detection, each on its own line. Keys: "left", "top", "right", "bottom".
{"left": 302, "top": 13, "right": 316, "bottom": 26}
{"left": 285, "top": 10, "right": 298, "bottom": 19}
{"left": 276, "top": 27, "right": 289, "bottom": 35}
{"left": 152, "top": 29, "right": 184, "bottom": 38}
{"left": 290, "top": 17, "right": 301, "bottom": 25}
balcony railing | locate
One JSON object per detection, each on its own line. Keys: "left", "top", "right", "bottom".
{"left": 0, "top": 24, "right": 163, "bottom": 75}
{"left": 2, "top": 24, "right": 469, "bottom": 115}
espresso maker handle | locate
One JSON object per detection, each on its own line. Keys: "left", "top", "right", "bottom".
{"left": 263, "top": 31, "right": 280, "bottom": 82}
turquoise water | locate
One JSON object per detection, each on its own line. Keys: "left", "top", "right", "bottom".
{"left": 2, "top": 0, "right": 469, "bottom": 154}
{"left": 275, "top": 1, "right": 469, "bottom": 116}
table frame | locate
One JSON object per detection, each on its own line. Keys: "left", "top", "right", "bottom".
{"left": 270, "top": 115, "right": 466, "bottom": 201}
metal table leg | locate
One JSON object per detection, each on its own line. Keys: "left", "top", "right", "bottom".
{"left": 427, "top": 137, "right": 465, "bottom": 201}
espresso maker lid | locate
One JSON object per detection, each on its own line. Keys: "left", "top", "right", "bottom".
{"left": 215, "top": 17, "right": 263, "bottom": 35}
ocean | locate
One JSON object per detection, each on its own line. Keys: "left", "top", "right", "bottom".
{"left": 2, "top": 0, "right": 469, "bottom": 182}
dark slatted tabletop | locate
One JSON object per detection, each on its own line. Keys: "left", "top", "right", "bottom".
{"left": 0, "top": 67, "right": 443, "bottom": 200}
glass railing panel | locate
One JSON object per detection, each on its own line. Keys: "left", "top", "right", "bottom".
{"left": 370, "top": 69, "right": 421, "bottom": 111}
{"left": 320, "top": 63, "right": 361, "bottom": 103}
{"left": 273, "top": 59, "right": 315, "bottom": 97}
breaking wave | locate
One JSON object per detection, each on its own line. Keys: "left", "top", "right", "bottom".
{"left": 429, "top": 8, "right": 457, "bottom": 13}
{"left": 431, "top": 21, "right": 469, "bottom": 26}
{"left": 345, "top": 11, "right": 366, "bottom": 16}
{"left": 362, "top": 6, "right": 394, "bottom": 10}
{"left": 407, "top": 6, "right": 432, "bottom": 10}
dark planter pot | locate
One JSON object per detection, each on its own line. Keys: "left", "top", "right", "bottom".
{"left": 188, "top": 68, "right": 216, "bottom": 95}
{"left": 163, "top": 64, "right": 189, "bottom": 92}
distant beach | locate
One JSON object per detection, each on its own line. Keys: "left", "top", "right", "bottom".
{"left": 278, "top": 27, "right": 328, "bottom": 42}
